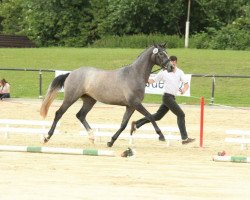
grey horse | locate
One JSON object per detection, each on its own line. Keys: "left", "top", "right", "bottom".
{"left": 40, "top": 44, "right": 173, "bottom": 147}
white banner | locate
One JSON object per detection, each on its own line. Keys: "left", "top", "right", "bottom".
{"left": 145, "top": 74, "right": 192, "bottom": 96}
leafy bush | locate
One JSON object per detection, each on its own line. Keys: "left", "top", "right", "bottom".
{"left": 91, "top": 34, "right": 184, "bottom": 48}
{"left": 189, "top": 28, "right": 216, "bottom": 49}
{"left": 211, "top": 25, "right": 250, "bottom": 50}
{"left": 190, "top": 18, "right": 250, "bottom": 50}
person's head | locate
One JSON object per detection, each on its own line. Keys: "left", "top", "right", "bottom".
{"left": 170, "top": 55, "right": 177, "bottom": 62}
{"left": 170, "top": 56, "right": 177, "bottom": 67}
{"left": 0, "top": 79, "right": 8, "bottom": 86}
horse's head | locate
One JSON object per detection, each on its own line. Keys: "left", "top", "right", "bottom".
{"left": 152, "top": 44, "right": 173, "bottom": 72}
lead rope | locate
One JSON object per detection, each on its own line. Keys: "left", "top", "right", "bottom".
{"left": 151, "top": 67, "right": 161, "bottom": 74}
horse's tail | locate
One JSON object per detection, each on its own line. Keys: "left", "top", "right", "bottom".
{"left": 40, "top": 73, "right": 70, "bottom": 118}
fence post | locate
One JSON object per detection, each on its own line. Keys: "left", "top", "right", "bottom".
{"left": 200, "top": 96, "right": 204, "bottom": 148}
{"left": 210, "top": 76, "right": 215, "bottom": 105}
{"left": 39, "top": 70, "right": 43, "bottom": 98}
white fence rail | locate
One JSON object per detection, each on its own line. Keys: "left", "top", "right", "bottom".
{"left": 80, "top": 123, "right": 180, "bottom": 146}
{"left": 0, "top": 119, "right": 60, "bottom": 140}
{"left": 225, "top": 129, "right": 250, "bottom": 150}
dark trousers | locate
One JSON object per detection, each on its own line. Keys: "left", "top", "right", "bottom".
{"left": 135, "top": 93, "right": 188, "bottom": 140}
{"left": 0, "top": 93, "right": 10, "bottom": 100}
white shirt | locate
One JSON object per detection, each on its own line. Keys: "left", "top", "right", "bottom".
{"left": 0, "top": 83, "right": 10, "bottom": 94}
{"left": 153, "top": 68, "right": 188, "bottom": 96}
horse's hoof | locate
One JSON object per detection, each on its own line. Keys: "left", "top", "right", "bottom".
{"left": 88, "top": 136, "right": 95, "bottom": 144}
{"left": 107, "top": 141, "right": 113, "bottom": 147}
{"left": 43, "top": 137, "right": 49, "bottom": 143}
{"left": 159, "top": 136, "right": 166, "bottom": 141}
{"left": 88, "top": 130, "right": 95, "bottom": 143}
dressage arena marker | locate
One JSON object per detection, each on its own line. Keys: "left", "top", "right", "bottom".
{"left": 213, "top": 155, "right": 250, "bottom": 163}
{"left": 0, "top": 145, "right": 115, "bottom": 157}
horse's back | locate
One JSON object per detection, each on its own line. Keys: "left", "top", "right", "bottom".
{"left": 63, "top": 67, "right": 125, "bottom": 103}
{"left": 63, "top": 65, "right": 145, "bottom": 105}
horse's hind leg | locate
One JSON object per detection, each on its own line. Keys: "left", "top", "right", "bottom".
{"left": 107, "top": 106, "right": 135, "bottom": 147}
{"left": 76, "top": 95, "right": 97, "bottom": 140}
{"left": 134, "top": 103, "right": 165, "bottom": 141}
{"left": 44, "top": 100, "right": 76, "bottom": 143}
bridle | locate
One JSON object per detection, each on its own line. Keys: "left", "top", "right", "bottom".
{"left": 152, "top": 47, "right": 170, "bottom": 73}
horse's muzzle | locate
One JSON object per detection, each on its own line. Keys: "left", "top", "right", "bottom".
{"left": 162, "top": 60, "right": 174, "bottom": 72}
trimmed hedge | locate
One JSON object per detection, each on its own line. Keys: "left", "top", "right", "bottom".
{"left": 190, "top": 27, "right": 250, "bottom": 50}
{"left": 90, "top": 29, "right": 250, "bottom": 50}
{"left": 90, "top": 34, "right": 184, "bottom": 48}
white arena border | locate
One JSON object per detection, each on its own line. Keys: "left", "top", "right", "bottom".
{"left": 0, "top": 145, "right": 115, "bottom": 157}
{"left": 213, "top": 155, "right": 250, "bottom": 163}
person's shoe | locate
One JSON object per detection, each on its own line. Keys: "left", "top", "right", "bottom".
{"left": 130, "top": 121, "right": 137, "bottom": 135}
{"left": 182, "top": 138, "right": 195, "bottom": 145}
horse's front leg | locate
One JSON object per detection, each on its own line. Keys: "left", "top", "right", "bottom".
{"left": 134, "top": 103, "right": 165, "bottom": 141}
{"left": 107, "top": 106, "right": 135, "bottom": 147}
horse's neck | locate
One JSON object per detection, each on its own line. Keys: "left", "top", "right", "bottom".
{"left": 132, "top": 50, "right": 154, "bottom": 82}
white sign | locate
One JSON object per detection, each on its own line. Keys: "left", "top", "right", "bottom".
{"left": 145, "top": 74, "right": 192, "bottom": 96}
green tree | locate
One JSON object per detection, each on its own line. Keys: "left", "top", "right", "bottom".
{"left": 192, "top": 0, "right": 249, "bottom": 31}
{"left": 89, "top": 0, "right": 109, "bottom": 38}
{"left": 96, "top": 0, "right": 249, "bottom": 37}
{"left": 0, "top": 0, "right": 249, "bottom": 47}
{"left": 22, "top": 0, "right": 97, "bottom": 46}
{"left": 0, "top": 0, "right": 24, "bottom": 34}
{"left": 101, "top": 0, "right": 186, "bottom": 36}
{"left": 0, "top": 16, "right": 3, "bottom": 32}
{"left": 0, "top": 0, "right": 3, "bottom": 32}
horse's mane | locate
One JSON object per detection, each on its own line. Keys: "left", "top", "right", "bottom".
{"left": 136, "top": 43, "right": 166, "bottom": 59}
{"left": 137, "top": 45, "right": 154, "bottom": 58}
{"left": 119, "top": 46, "right": 153, "bottom": 69}
{"left": 120, "top": 44, "right": 164, "bottom": 69}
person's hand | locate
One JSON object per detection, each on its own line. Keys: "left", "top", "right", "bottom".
{"left": 148, "top": 79, "right": 155, "bottom": 84}
{"left": 179, "top": 88, "right": 185, "bottom": 94}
